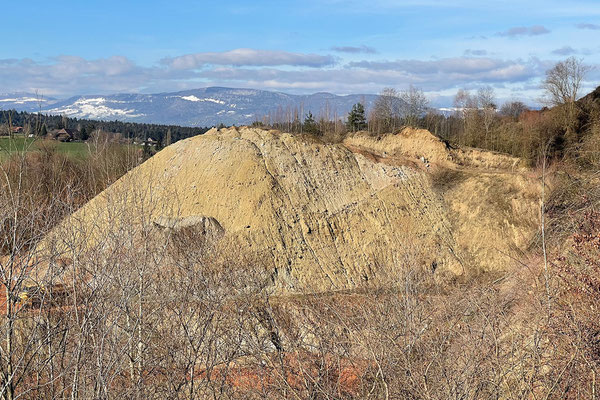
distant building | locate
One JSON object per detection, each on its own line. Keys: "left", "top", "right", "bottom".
{"left": 49, "top": 128, "right": 79, "bottom": 142}
{"left": 11, "top": 126, "right": 23, "bottom": 134}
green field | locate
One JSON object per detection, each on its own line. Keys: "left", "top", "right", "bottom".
{"left": 0, "top": 136, "right": 92, "bottom": 161}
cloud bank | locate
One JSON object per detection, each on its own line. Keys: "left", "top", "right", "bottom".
{"left": 0, "top": 49, "right": 557, "bottom": 100}
{"left": 161, "top": 48, "right": 336, "bottom": 69}
{"left": 464, "top": 49, "right": 488, "bottom": 56}
{"left": 496, "top": 25, "right": 550, "bottom": 37}
{"left": 552, "top": 46, "right": 577, "bottom": 55}
{"left": 576, "top": 23, "right": 600, "bottom": 30}
{"left": 330, "top": 45, "right": 377, "bottom": 54}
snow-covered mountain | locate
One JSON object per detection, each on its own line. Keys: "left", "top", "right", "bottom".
{"left": 0, "top": 93, "right": 56, "bottom": 111}
{"left": 0, "top": 88, "right": 378, "bottom": 127}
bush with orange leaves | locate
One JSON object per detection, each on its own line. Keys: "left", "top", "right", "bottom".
{"left": 552, "top": 209, "right": 600, "bottom": 398}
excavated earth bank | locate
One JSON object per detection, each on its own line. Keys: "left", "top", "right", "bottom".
{"left": 46, "top": 127, "right": 541, "bottom": 292}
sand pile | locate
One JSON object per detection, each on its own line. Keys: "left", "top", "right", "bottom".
{"left": 344, "top": 128, "right": 453, "bottom": 166}
{"left": 45, "top": 127, "right": 541, "bottom": 292}
{"left": 345, "top": 128, "right": 524, "bottom": 171}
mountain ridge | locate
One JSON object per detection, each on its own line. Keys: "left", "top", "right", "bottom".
{"left": 0, "top": 87, "right": 378, "bottom": 127}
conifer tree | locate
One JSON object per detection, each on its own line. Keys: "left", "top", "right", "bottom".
{"left": 303, "top": 112, "right": 319, "bottom": 135}
{"left": 80, "top": 126, "right": 89, "bottom": 141}
{"left": 347, "top": 103, "right": 367, "bottom": 132}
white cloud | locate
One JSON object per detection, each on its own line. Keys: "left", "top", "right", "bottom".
{"left": 161, "top": 48, "right": 335, "bottom": 69}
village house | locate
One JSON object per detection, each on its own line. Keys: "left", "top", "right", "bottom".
{"left": 49, "top": 128, "right": 79, "bottom": 142}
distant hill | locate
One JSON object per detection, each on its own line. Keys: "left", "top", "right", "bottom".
{"left": 0, "top": 93, "right": 57, "bottom": 111}
{"left": 0, "top": 88, "right": 378, "bottom": 127}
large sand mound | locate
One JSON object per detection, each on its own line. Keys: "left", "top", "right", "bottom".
{"left": 45, "top": 127, "right": 541, "bottom": 292}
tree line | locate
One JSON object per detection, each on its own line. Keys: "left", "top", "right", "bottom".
{"left": 0, "top": 111, "right": 211, "bottom": 146}
{"left": 258, "top": 57, "right": 597, "bottom": 167}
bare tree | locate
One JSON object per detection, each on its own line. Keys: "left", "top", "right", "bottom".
{"left": 371, "top": 88, "right": 402, "bottom": 134}
{"left": 400, "top": 85, "right": 429, "bottom": 128}
{"left": 542, "top": 57, "right": 590, "bottom": 137}
{"left": 166, "top": 128, "right": 172, "bottom": 147}
{"left": 3, "top": 111, "right": 14, "bottom": 140}
{"left": 0, "top": 145, "right": 75, "bottom": 400}
{"left": 500, "top": 100, "right": 529, "bottom": 120}
{"left": 34, "top": 90, "right": 45, "bottom": 137}
{"left": 477, "top": 86, "right": 497, "bottom": 149}
{"left": 453, "top": 89, "right": 479, "bottom": 146}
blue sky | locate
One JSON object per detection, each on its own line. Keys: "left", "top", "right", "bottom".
{"left": 2, "top": 0, "right": 600, "bottom": 105}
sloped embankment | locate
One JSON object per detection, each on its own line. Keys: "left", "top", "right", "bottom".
{"left": 46, "top": 127, "right": 541, "bottom": 292}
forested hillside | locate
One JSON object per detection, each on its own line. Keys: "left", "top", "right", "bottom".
{"left": 1, "top": 110, "right": 211, "bottom": 145}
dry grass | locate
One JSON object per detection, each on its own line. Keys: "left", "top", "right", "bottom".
{"left": 430, "top": 167, "right": 467, "bottom": 192}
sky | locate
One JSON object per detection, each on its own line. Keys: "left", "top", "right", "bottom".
{"left": 1, "top": 0, "right": 600, "bottom": 106}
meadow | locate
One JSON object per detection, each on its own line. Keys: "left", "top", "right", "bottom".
{"left": 0, "top": 136, "right": 92, "bottom": 160}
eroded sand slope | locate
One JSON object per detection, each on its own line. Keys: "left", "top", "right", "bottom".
{"left": 48, "top": 127, "right": 541, "bottom": 292}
